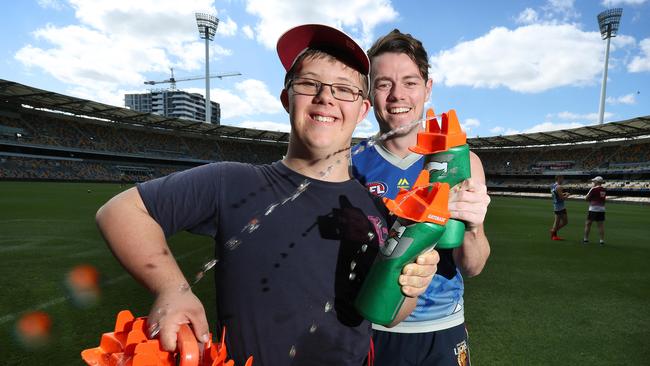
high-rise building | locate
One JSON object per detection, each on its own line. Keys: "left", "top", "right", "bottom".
{"left": 125, "top": 90, "right": 221, "bottom": 124}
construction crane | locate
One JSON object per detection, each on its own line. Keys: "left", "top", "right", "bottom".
{"left": 144, "top": 68, "right": 241, "bottom": 90}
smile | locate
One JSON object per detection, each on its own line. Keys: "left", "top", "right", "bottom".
{"left": 312, "top": 114, "right": 336, "bottom": 123}
{"left": 389, "top": 107, "right": 411, "bottom": 114}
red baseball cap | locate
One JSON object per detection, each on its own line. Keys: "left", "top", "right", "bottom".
{"left": 276, "top": 24, "right": 369, "bottom": 76}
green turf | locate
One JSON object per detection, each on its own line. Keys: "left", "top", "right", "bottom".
{"left": 0, "top": 182, "right": 648, "bottom": 364}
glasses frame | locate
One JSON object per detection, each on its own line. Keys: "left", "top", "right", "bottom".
{"left": 288, "top": 77, "right": 364, "bottom": 102}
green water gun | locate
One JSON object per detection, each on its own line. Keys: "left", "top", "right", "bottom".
{"left": 355, "top": 108, "right": 470, "bottom": 325}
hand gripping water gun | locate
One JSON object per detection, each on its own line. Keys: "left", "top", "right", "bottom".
{"left": 81, "top": 310, "right": 253, "bottom": 366}
{"left": 354, "top": 108, "right": 470, "bottom": 326}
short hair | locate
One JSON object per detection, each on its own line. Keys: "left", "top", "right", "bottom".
{"left": 284, "top": 48, "right": 369, "bottom": 98}
{"left": 367, "top": 29, "right": 430, "bottom": 81}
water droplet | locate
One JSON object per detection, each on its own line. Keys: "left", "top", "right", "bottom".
{"left": 265, "top": 203, "right": 278, "bottom": 216}
{"left": 242, "top": 218, "right": 260, "bottom": 233}
{"left": 361, "top": 244, "right": 368, "bottom": 253}
{"left": 350, "top": 261, "right": 357, "bottom": 271}
{"left": 324, "top": 301, "right": 332, "bottom": 313}
{"left": 296, "top": 180, "right": 310, "bottom": 194}
{"left": 309, "top": 323, "right": 318, "bottom": 333}
{"left": 349, "top": 272, "right": 356, "bottom": 280}
{"left": 202, "top": 259, "right": 218, "bottom": 272}
{"left": 225, "top": 237, "right": 242, "bottom": 250}
{"left": 289, "top": 345, "right": 296, "bottom": 358}
{"left": 148, "top": 322, "right": 160, "bottom": 338}
{"left": 367, "top": 231, "right": 375, "bottom": 240}
{"left": 194, "top": 271, "right": 205, "bottom": 283}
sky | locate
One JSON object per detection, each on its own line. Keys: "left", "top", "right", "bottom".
{"left": 1, "top": 0, "right": 649, "bottom": 138}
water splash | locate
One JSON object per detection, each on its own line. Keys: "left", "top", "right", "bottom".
{"left": 178, "top": 116, "right": 430, "bottom": 292}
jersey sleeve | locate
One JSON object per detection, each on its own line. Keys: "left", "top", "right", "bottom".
{"left": 136, "top": 163, "right": 222, "bottom": 238}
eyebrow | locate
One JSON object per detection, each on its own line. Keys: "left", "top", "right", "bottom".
{"left": 298, "top": 71, "right": 356, "bottom": 85}
{"left": 373, "top": 74, "right": 422, "bottom": 82}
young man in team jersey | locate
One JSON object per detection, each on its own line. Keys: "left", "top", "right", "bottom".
{"left": 352, "top": 29, "right": 491, "bottom": 366}
{"left": 550, "top": 175, "right": 570, "bottom": 240}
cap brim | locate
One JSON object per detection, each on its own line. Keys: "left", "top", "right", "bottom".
{"left": 277, "top": 24, "right": 369, "bottom": 76}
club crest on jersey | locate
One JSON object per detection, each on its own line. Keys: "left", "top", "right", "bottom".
{"left": 367, "top": 182, "right": 387, "bottom": 196}
{"left": 454, "top": 340, "right": 469, "bottom": 366}
{"left": 396, "top": 178, "right": 410, "bottom": 190}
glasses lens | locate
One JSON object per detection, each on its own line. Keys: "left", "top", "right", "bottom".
{"left": 291, "top": 78, "right": 360, "bottom": 101}
{"left": 331, "top": 85, "right": 359, "bottom": 102}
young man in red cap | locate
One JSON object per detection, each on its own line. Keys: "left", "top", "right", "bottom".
{"left": 96, "top": 24, "right": 438, "bottom": 365}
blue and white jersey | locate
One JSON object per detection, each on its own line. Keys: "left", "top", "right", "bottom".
{"left": 551, "top": 182, "right": 565, "bottom": 211}
{"left": 352, "top": 140, "right": 465, "bottom": 333}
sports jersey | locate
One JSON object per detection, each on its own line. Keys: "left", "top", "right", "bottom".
{"left": 586, "top": 186, "right": 606, "bottom": 212}
{"left": 551, "top": 182, "right": 566, "bottom": 211}
{"left": 137, "top": 161, "right": 389, "bottom": 365}
{"left": 352, "top": 141, "right": 465, "bottom": 333}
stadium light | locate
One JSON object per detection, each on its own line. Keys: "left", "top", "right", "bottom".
{"left": 596, "top": 8, "right": 623, "bottom": 125}
{"left": 195, "top": 13, "right": 219, "bottom": 123}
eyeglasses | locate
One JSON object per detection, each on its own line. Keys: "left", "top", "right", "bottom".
{"left": 288, "top": 77, "right": 364, "bottom": 102}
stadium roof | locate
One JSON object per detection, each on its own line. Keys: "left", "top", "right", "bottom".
{"left": 2, "top": 79, "right": 649, "bottom": 147}
{"left": 0, "top": 79, "right": 290, "bottom": 144}
{"left": 468, "top": 115, "right": 650, "bottom": 149}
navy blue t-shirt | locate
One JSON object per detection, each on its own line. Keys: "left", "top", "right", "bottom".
{"left": 137, "top": 161, "right": 389, "bottom": 365}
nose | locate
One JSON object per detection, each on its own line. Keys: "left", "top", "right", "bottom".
{"left": 388, "top": 83, "right": 405, "bottom": 101}
{"left": 314, "top": 84, "right": 336, "bottom": 104}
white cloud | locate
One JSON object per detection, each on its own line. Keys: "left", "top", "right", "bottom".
{"left": 461, "top": 118, "right": 480, "bottom": 133}
{"left": 14, "top": 0, "right": 237, "bottom": 106}
{"left": 189, "top": 79, "right": 283, "bottom": 121}
{"left": 489, "top": 126, "right": 521, "bottom": 136}
{"left": 244, "top": 0, "right": 398, "bottom": 50}
{"left": 429, "top": 24, "right": 634, "bottom": 93}
{"left": 524, "top": 121, "right": 584, "bottom": 133}
{"left": 515, "top": 8, "right": 539, "bottom": 25}
{"left": 606, "top": 93, "right": 637, "bottom": 105}
{"left": 37, "top": 0, "right": 65, "bottom": 10}
{"left": 550, "top": 111, "right": 614, "bottom": 123}
{"left": 217, "top": 16, "right": 238, "bottom": 37}
{"left": 242, "top": 25, "right": 255, "bottom": 39}
{"left": 628, "top": 38, "right": 650, "bottom": 72}
{"left": 353, "top": 119, "right": 378, "bottom": 138}
{"left": 601, "top": 0, "right": 647, "bottom": 5}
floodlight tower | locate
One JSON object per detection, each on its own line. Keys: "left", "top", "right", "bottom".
{"left": 596, "top": 8, "right": 623, "bottom": 125}
{"left": 196, "top": 13, "right": 219, "bottom": 123}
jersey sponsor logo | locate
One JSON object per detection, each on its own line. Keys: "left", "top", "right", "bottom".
{"left": 367, "top": 182, "right": 387, "bottom": 196}
{"left": 454, "top": 340, "right": 469, "bottom": 366}
{"left": 396, "top": 178, "right": 410, "bottom": 190}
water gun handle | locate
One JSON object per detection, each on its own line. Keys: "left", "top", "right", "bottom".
{"left": 177, "top": 324, "right": 200, "bottom": 366}
{"left": 427, "top": 144, "right": 471, "bottom": 249}
{"left": 354, "top": 220, "right": 446, "bottom": 325}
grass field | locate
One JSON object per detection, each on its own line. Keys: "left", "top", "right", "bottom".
{"left": 1, "top": 181, "right": 648, "bottom": 365}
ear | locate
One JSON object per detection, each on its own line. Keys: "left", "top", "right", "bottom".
{"left": 356, "top": 98, "right": 371, "bottom": 126}
{"left": 280, "top": 89, "right": 290, "bottom": 113}
{"left": 425, "top": 78, "right": 433, "bottom": 102}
